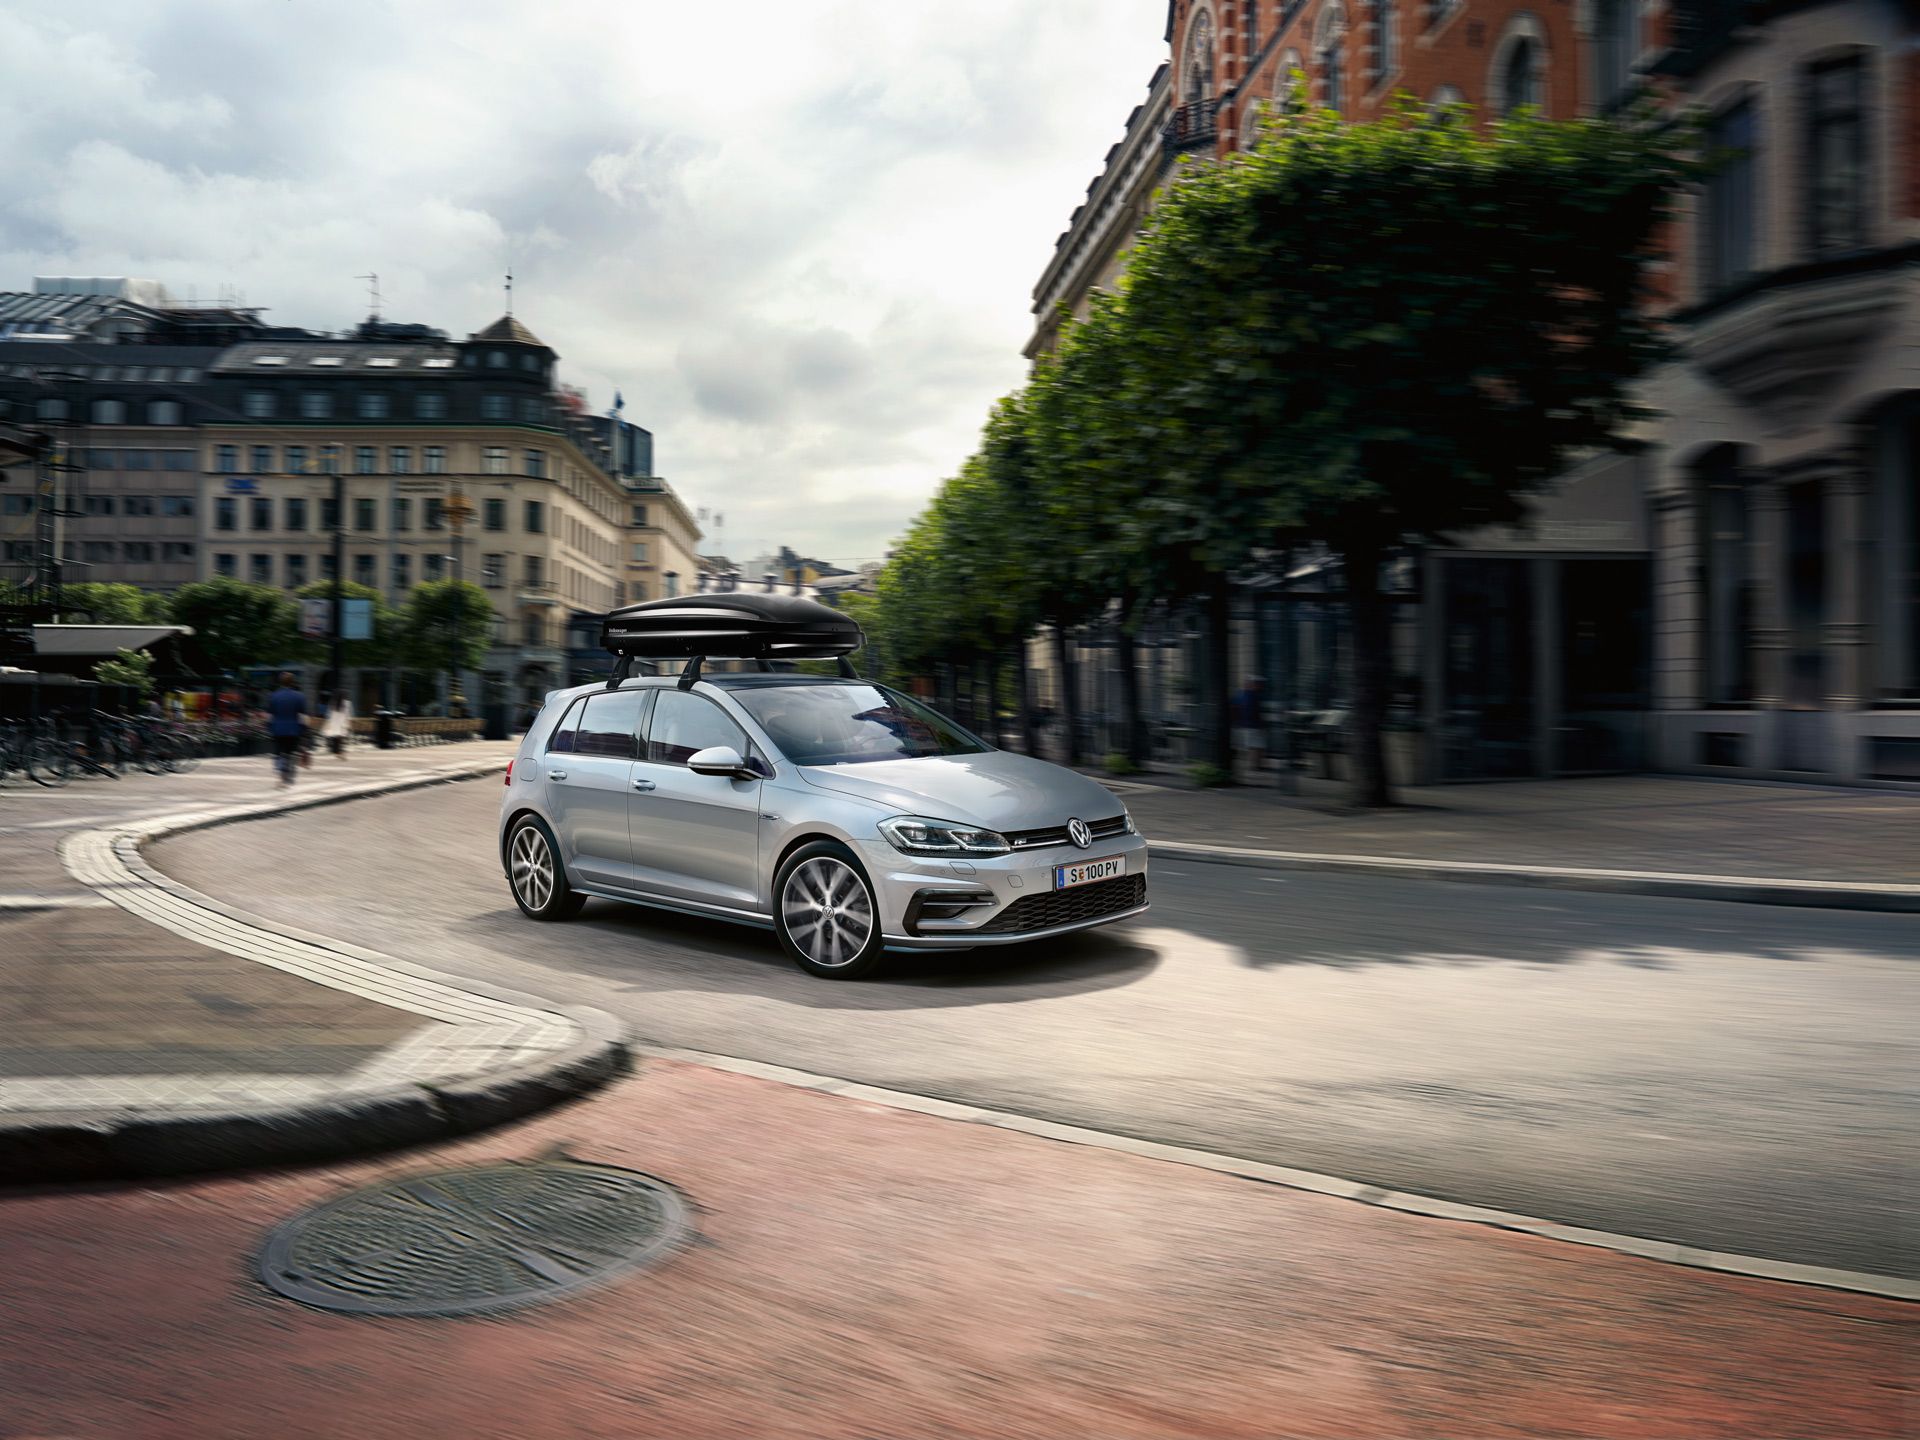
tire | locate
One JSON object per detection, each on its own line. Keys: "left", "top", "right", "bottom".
{"left": 28, "top": 739, "right": 72, "bottom": 788}
{"left": 773, "top": 840, "right": 886, "bottom": 980}
{"left": 506, "top": 815, "right": 587, "bottom": 921}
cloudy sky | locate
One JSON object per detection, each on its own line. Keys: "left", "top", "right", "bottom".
{"left": 0, "top": 1, "right": 1170, "bottom": 566}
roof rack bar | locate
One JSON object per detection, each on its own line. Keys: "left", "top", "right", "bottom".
{"left": 755, "top": 658, "right": 773, "bottom": 672}
{"left": 606, "top": 653, "right": 633, "bottom": 690}
{"left": 837, "top": 656, "right": 859, "bottom": 680}
{"left": 677, "top": 655, "right": 705, "bottom": 691}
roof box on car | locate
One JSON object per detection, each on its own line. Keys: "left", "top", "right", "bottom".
{"left": 599, "top": 593, "right": 864, "bottom": 660}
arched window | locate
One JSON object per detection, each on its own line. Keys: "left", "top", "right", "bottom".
{"left": 1276, "top": 49, "right": 1305, "bottom": 111}
{"left": 1590, "top": 0, "right": 1636, "bottom": 111}
{"left": 1429, "top": 83, "right": 1466, "bottom": 113}
{"left": 1316, "top": 3, "right": 1348, "bottom": 115}
{"left": 147, "top": 400, "right": 182, "bottom": 426}
{"left": 1490, "top": 14, "right": 1548, "bottom": 117}
{"left": 1184, "top": 7, "right": 1216, "bottom": 103}
{"left": 91, "top": 399, "right": 126, "bottom": 424}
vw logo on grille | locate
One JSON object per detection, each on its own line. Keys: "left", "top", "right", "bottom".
{"left": 1067, "top": 817, "right": 1092, "bottom": 850}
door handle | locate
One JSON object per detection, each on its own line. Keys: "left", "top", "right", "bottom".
{"left": 632, "top": 777, "right": 657, "bottom": 791}
{"left": 548, "top": 769, "right": 567, "bottom": 780}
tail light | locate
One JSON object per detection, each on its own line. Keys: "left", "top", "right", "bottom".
{"left": 505, "top": 761, "right": 513, "bottom": 786}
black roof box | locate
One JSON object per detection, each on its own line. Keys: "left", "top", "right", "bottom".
{"left": 599, "top": 593, "right": 864, "bottom": 660}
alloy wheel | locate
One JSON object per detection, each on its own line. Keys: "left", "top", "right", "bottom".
{"left": 510, "top": 824, "right": 555, "bottom": 912}
{"left": 781, "top": 856, "right": 874, "bottom": 969}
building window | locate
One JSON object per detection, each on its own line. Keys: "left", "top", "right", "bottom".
{"left": 123, "top": 494, "right": 155, "bottom": 517}
{"left": 215, "top": 444, "right": 239, "bottom": 474}
{"left": 482, "top": 394, "right": 510, "bottom": 420}
{"left": 285, "top": 444, "right": 308, "bottom": 474}
{"left": 425, "top": 498, "right": 445, "bottom": 531}
{"left": 251, "top": 496, "right": 273, "bottom": 531}
{"left": 123, "top": 449, "right": 155, "bottom": 470}
{"left": 320, "top": 496, "right": 340, "bottom": 531}
{"left": 243, "top": 390, "right": 275, "bottom": 418}
{"left": 35, "top": 398, "right": 67, "bottom": 420}
{"left": 424, "top": 553, "right": 445, "bottom": 581}
{"left": 354, "top": 497, "right": 376, "bottom": 531}
{"left": 393, "top": 497, "right": 412, "bottom": 532}
{"left": 1699, "top": 448, "right": 1753, "bottom": 705}
{"left": 1807, "top": 54, "right": 1868, "bottom": 258}
{"left": 163, "top": 541, "right": 195, "bottom": 563}
{"left": 250, "top": 553, "right": 273, "bottom": 586}
{"left": 423, "top": 446, "right": 446, "bottom": 474}
{"left": 123, "top": 541, "right": 155, "bottom": 563}
{"left": 1427, "top": 0, "right": 1457, "bottom": 29}
{"left": 525, "top": 554, "right": 544, "bottom": 587}
{"left": 524, "top": 449, "right": 546, "bottom": 478}
{"left": 1183, "top": 7, "right": 1214, "bottom": 103}
{"left": 1316, "top": 3, "right": 1347, "bottom": 115}
{"left": 478, "top": 552, "right": 502, "bottom": 588}
{"left": 352, "top": 445, "right": 375, "bottom": 474}
{"left": 286, "top": 553, "right": 307, "bottom": 588}
{"left": 91, "top": 399, "right": 126, "bottom": 424}
{"left": 356, "top": 392, "right": 389, "bottom": 419}
{"left": 286, "top": 497, "right": 307, "bottom": 531}
{"left": 415, "top": 391, "right": 447, "bottom": 420}
{"left": 215, "top": 497, "right": 237, "bottom": 531}
{"left": 353, "top": 554, "right": 375, "bottom": 587}
{"left": 163, "top": 449, "right": 195, "bottom": 471}
{"left": 631, "top": 541, "right": 649, "bottom": 563}
{"left": 519, "top": 396, "right": 543, "bottom": 423}
{"left": 483, "top": 446, "right": 509, "bottom": 475}
{"left": 320, "top": 444, "right": 342, "bottom": 475}
{"left": 630, "top": 503, "right": 647, "bottom": 526}
{"left": 1702, "top": 97, "right": 1757, "bottom": 296}
{"left": 487, "top": 350, "right": 507, "bottom": 368}
{"left": 82, "top": 540, "right": 116, "bottom": 563}
{"left": 83, "top": 495, "right": 116, "bottom": 516}
{"left": 389, "top": 446, "right": 411, "bottom": 474}
{"left": 161, "top": 495, "right": 196, "bottom": 518}
{"left": 1491, "top": 16, "right": 1545, "bottom": 117}
{"left": 251, "top": 445, "right": 274, "bottom": 473}
{"left": 1591, "top": 0, "right": 1636, "bottom": 112}
{"left": 524, "top": 499, "right": 545, "bottom": 534}
{"left": 300, "top": 392, "right": 333, "bottom": 419}
{"left": 392, "top": 552, "right": 411, "bottom": 590}
{"left": 215, "top": 552, "right": 237, "bottom": 579}
{"left": 1365, "top": 0, "right": 1395, "bottom": 88}
{"left": 484, "top": 498, "right": 506, "bottom": 531}
{"left": 320, "top": 552, "right": 338, "bottom": 582}
{"left": 148, "top": 400, "right": 181, "bottom": 424}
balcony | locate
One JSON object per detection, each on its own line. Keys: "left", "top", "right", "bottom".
{"left": 518, "top": 580, "right": 560, "bottom": 606}
{"left": 1162, "top": 101, "right": 1217, "bottom": 156}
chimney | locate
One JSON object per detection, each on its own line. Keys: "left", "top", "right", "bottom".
{"left": 763, "top": 572, "right": 777, "bottom": 593}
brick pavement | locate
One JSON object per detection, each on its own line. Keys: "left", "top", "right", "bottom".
{"left": 0, "top": 1057, "right": 1904, "bottom": 1440}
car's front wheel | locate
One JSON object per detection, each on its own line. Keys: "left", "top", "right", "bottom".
{"left": 507, "top": 816, "right": 587, "bottom": 921}
{"left": 774, "top": 840, "right": 885, "bottom": 979}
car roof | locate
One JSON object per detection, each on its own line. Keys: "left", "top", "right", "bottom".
{"left": 550, "top": 673, "right": 870, "bottom": 703}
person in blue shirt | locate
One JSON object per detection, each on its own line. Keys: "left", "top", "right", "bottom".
{"left": 265, "top": 672, "right": 309, "bottom": 785}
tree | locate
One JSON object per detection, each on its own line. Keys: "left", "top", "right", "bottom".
{"left": 165, "top": 578, "right": 300, "bottom": 676}
{"left": 1120, "top": 99, "right": 1691, "bottom": 804}
{"left": 398, "top": 580, "right": 494, "bottom": 690}
{"left": 94, "top": 647, "right": 154, "bottom": 697}
{"left": 57, "top": 583, "right": 170, "bottom": 624}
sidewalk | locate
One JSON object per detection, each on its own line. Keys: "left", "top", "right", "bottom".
{"left": 0, "top": 1054, "right": 1905, "bottom": 1439}
{"left": 1098, "top": 770, "right": 1920, "bottom": 905}
{"left": 0, "top": 742, "right": 623, "bottom": 1182}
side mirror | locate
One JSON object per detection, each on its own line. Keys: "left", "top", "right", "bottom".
{"left": 687, "top": 744, "right": 752, "bottom": 778}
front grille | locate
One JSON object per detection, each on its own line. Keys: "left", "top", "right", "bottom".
{"left": 1005, "top": 814, "right": 1130, "bottom": 851}
{"left": 979, "top": 873, "right": 1146, "bottom": 935}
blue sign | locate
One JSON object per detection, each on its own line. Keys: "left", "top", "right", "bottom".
{"left": 225, "top": 476, "right": 258, "bottom": 493}
{"left": 341, "top": 598, "right": 373, "bottom": 641}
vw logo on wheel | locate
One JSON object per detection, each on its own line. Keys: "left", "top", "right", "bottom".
{"left": 1067, "top": 817, "right": 1092, "bottom": 850}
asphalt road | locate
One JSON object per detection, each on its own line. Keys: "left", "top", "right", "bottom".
{"left": 157, "top": 775, "right": 1920, "bottom": 1279}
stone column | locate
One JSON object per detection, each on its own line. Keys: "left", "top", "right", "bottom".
{"left": 1750, "top": 482, "right": 1788, "bottom": 710}
{"left": 1651, "top": 487, "right": 1697, "bottom": 711}
{"left": 1824, "top": 460, "right": 1869, "bottom": 709}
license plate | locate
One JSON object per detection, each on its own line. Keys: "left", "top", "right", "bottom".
{"left": 1054, "top": 855, "right": 1126, "bottom": 890}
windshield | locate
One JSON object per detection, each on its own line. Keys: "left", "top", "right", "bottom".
{"left": 736, "top": 683, "right": 991, "bottom": 766}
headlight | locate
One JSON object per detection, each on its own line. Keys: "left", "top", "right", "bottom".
{"left": 879, "top": 816, "right": 1010, "bottom": 857}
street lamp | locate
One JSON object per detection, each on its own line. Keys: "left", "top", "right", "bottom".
{"left": 436, "top": 553, "right": 464, "bottom": 717}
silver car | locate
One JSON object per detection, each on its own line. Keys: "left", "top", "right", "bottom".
{"left": 498, "top": 674, "right": 1148, "bottom": 978}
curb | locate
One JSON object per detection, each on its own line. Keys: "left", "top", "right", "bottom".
{"left": 3, "top": 756, "right": 632, "bottom": 1186}
{"left": 1148, "top": 839, "right": 1920, "bottom": 912}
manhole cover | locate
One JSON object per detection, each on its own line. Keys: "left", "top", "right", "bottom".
{"left": 259, "top": 1160, "right": 687, "bottom": 1317}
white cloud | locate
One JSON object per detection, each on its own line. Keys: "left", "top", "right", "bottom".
{"left": 0, "top": 0, "right": 1170, "bottom": 565}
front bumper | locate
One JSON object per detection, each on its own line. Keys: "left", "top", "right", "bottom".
{"left": 858, "top": 832, "right": 1150, "bottom": 949}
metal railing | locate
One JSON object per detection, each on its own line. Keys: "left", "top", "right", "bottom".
{"left": 1162, "top": 101, "right": 1218, "bottom": 155}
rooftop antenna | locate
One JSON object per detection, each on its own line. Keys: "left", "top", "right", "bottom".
{"left": 357, "top": 272, "right": 381, "bottom": 321}
{"left": 504, "top": 262, "right": 513, "bottom": 316}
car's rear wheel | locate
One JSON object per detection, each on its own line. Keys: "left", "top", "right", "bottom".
{"left": 507, "top": 816, "right": 587, "bottom": 921}
{"left": 774, "top": 841, "right": 885, "bottom": 980}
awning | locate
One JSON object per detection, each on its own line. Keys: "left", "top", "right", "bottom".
{"left": 29, "top": 624, "right": 194, "bottom": 657}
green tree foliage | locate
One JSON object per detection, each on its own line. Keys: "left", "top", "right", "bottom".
{"left": 398, "top": 580, "right": 494, "bottom": 674}
{"left": 57, "top": 583, "right": 170, "bottom": 624}
{"left": 165, "top": 578, "right": 300, "bottom": 676}
{"left": 1117, "top": 99, "right": 1691, "bottom": 803}
{"left": 94, "top": 647, "right": 155, "bottom": 696}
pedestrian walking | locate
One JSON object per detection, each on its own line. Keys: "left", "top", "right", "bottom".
{"left": 265, "top": 672, "right": 309, "bottom": 786}
{"left": 1231, "top": 675, "right": 1267, "bottom": 779}
{"left": 321, "top": 690, "right": 353, "bottom": 761}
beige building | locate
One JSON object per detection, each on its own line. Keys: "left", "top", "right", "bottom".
{"left": 619, "top": 476, "right": 703, "bottom": 605}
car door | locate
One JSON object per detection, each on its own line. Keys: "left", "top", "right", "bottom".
{"left": 628, "top": 688, "right": 764, "bottom": 910}
{"left": 542, "top": 688, "right": 645, "bottom": 888}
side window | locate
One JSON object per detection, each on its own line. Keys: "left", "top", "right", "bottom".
{"left": 646, "top": 690, "right": 751, "bottom": 767}
{"left": 546, "top": 697, "right": 584, "bottom": 753}
{"left": 573, "top": 689, "right": 644, "bottom": 759}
